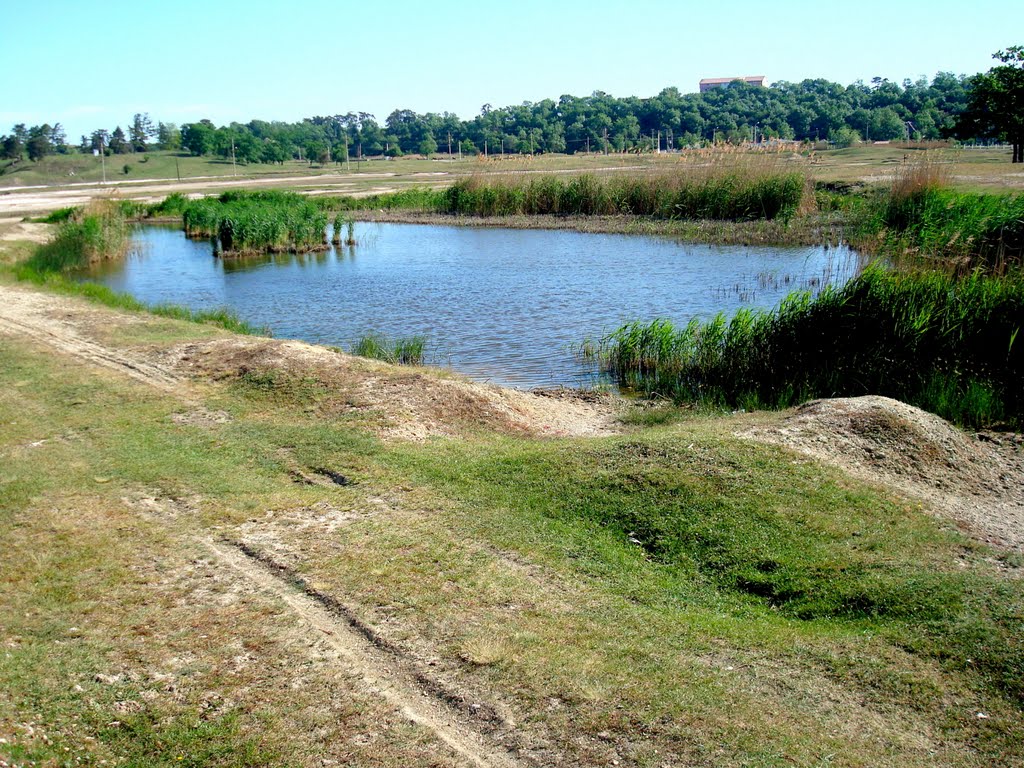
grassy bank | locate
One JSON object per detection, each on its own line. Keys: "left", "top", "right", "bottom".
{"left": 1, "top": 293, "right": 1021, "bottom": 765}
{"left": 8, "top": 202, "right": 261, "bottom": 335}
{"left": 587, "top": 267, "right": 1023, "bottom": 428}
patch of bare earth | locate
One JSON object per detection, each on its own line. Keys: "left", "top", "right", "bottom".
{"left": 0, "top": 217, "right": 52, "bottom": 244}
{"left": 0, "top": 283, "right": 619, "bottom": 441}
{"left": 169, "top": 336, "right": 619, "bottom": 440}
{"left": 740, "top": 396, "right": 1024, "bottom": 553}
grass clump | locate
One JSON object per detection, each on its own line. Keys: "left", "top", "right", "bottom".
{"left": 147, "top": 192, "right": 191, "bottom": 217}
{"left": 22, "top": 200, "right": 129, "bottom": 272}
{"left": 352, "top": 333, "right": 426, "bottom": 365}
{"left": 182, "top": 190, "right": 328, "bottom": 255}
{"left": 32, "top": 206, "right": 79, "bottom": 224}
{"left": 587, "top": 267, "right": 1024, "bottom": 428}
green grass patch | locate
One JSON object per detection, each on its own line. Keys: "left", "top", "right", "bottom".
{"left": 352, "top": 332, "right": 426, "bottom": 365}
{"left": 394, "top": 431, "right": 1024, "bottom": 703}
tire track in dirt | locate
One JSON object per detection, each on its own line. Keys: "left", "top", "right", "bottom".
{"left": 126, "top": 494, "right": 524, "bottom": 768}
{"left": 0, "top": 285, "right": 184, "bottom": 394}
{"left": 212, "top": 540, "right": 522, "bottom": 768}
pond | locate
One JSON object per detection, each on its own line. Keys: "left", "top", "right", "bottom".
{"left": 77, "top": 223, "right": 863, "bottom": 389}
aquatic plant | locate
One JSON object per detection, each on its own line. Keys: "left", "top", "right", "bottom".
{"left": 352, "top": 333, "right": 426, "bottom": 365}
{"left": 586, "top": 267, "right": 1024, "bottom": 428}
{"left": 181, "top": 191, "right": 328, "bottom": 255}
{"left": 442, "top": 166, "right": 807, "bottom": 222}
{"left": 23, "top": 200, "right": 129, "bottom": 272}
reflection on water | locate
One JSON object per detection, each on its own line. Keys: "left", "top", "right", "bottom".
{"left": 78, "top": 222, "right": 864, "bottom": 389}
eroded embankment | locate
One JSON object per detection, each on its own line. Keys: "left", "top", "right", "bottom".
{"left": 0, "top": 282, "right": 620, "bottom": 442}
{"left": 741, "top": 396, "right": 1024, "bottom": 554}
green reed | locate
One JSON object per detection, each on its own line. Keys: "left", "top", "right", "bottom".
{"left": 181, "top": 191, "right": 328, "bottom": 255}
{"left": 352, "top": 333, "right": 426, "bottom": 365}
{"left": 587, "top": 267, "right": 1024, "bottom": 428}
{"left": 442, "top": 170, "right": 807, "bottom": 221}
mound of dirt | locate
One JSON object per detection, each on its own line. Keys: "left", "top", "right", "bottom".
{"left": 170, "top": 337, "right": 620, "bottom": 441}
{"left": 741, "top": 396, "right": 1024, "bottom": 553}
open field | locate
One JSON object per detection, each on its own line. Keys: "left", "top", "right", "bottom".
{"left": 1, "top": 146, "right": 1021, "bottom": 219}
{"left": 1, "top": 219, "right": 1022, "bottom": 767}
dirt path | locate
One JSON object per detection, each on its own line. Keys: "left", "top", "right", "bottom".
{"left": 0, "top": 284, "right": 533, "bottom": 765}
{"left": 0, "top": 286, "right": 185, "bottom": 394}
{"left": 0, "top": 172, "right": 413, "bottom": 216}
{"left": 210, "top": 539, "right": 522, "bottom": 768}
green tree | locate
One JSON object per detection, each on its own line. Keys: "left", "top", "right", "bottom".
{"left": 109, "top": 126, "right": 128, "bottom": 154}
{"left": 1, "top": 134, "right": 23, "bottom": 160}
{"left": 156, "top": 122, "right": 181, "bottom": 151}
{"left": 418, "top": 133, "right": 438, "bottom": 156}
{"left": 960, "top": 46, "right": 1024, "bottom": 162}
{"left": 26, "top": 125, "right": 53, "bottom": 161}
{"left": 181, "top": 121, "right": 215, "bottom": 156}
{"left": 26, "top": 133, "right": 52, "bottom": 161}
{"left": 869, "top": 107, "right": 907, "bottom": 141}
{"left": 129, "top": 113, "right": 154, "bottom": 152}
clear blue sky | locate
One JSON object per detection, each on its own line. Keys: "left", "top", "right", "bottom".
{"left": 0, "top": 0, "right": 1016, "bottom": 139}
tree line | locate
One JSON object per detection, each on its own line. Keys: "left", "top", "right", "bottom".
{"left": 4, "top": 53, "right": 1022, "bottom": 165}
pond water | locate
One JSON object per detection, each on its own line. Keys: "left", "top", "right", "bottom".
{"left": 78, "top": 223, "right": 862, "bottom": 389}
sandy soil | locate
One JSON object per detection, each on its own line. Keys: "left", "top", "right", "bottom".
{"left": 0, "top": 172, "right": 410, "bottom": 216}
{"left": 740, "top": 396, "right": 1024, "bottom": 554}
{"left": 0, "top": 283, "right": 620, "bottom": 441}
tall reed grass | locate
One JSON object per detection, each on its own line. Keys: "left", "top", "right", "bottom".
{"left": 587, "top": 267, "right": 1024, "bottom": 428}
{"left": 443, "top": 163, "right": 807, "bottom": 222}
{"left": 875, "top": 158, "right": 1024, "bottom": 273}
{"left": 182, "top": 191, "right": 327, "bottom": 255}
{"left": 23, "top": 200, "right": 130, "bottom": 272}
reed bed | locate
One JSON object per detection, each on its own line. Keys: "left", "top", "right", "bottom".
{"left": 587, "top": 267, "right": 1024, "bottom": 428}
{"left": 182, "top": 191, "right": 328, "bottom": 255}
{"left": 873, "top": 158, "right": 1024, "bottom": 273}
{"left": 442, "top": 162, "right": 807, "bottom": 222}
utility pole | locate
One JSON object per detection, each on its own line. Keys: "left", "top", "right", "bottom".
{"left": 603, "top": 127, "right": 608, "bottom": 154}
{"left": 586, "top": 136, "right": 590, "bottom": 154}
{"left": 484, "top": 140, "right": 487, "bottom": 158}
{"left": 345, "top": 136, "right": 350, "bottom": 172}
{"left": 231, "top": 140, "right": 237, "bottom": 176}
{"left": 98, "top": 136, "right": 106, "bottom": 184}
{"left": 447, "top": 131, "right": 452, "bottom": 156}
